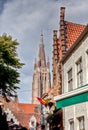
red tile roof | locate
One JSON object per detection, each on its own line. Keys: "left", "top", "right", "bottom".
{"left": 0, "top": 97, "right": 40, "bottom": 129}
{"left": 65, "top": 21, "right": 86, "bottom": 48}
{"left": 53, "top": 7, "right": 86, "bottom": 97}
{"left": 57, "top": 22, "right": 86, "bottom": 60}
{"left": 18, "top": 103, "right": 37, "bottom": 114}
{"left": 61, "top": 25, "right": 88, "bottom": 63}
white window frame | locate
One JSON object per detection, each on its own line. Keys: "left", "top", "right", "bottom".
{"left": 69, "top": 118, "right": 74, "bottom": 130}
{"left": 76, "top": 57, "right": 83, "bottom": 87}
{"left": 68, "top": 68, "right": 73, "bottom": 91}
{"left": 77, "top": 116, "right": 85, "bottom": 130}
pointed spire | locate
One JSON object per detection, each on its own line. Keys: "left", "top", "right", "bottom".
{"left": 38, "top": 34, "right": 46, "bottom": 67}
{"left": 40, "top": 33, "right": 43, "bottom": 45}
{"left": 40, "top": 30, "right": 43, "bottom": 44}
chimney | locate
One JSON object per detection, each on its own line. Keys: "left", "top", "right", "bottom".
{"left": 59, "top": 7, "right": 67, "bottom": 57}
{"left": 14, "top": 93, "right": 19, "bottom": 103}
{"left": 60, "top": 7, "right": 65, "bottom": 35}
{"left": 53, "top": 30, "right": 58, "bottom": 62}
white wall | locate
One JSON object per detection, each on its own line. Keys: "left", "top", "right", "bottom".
{"left": 64, "top": 102, "right": 88, "bottom": 130}
{"left": 63, "top": 34, "right": 88, "bottom": 93}
{"left": 62, "top": 33, "right": 88, "bottom": 130}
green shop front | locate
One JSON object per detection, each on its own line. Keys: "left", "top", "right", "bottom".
{"left": 54, "top": 84, "right": 88, "bottom": 130}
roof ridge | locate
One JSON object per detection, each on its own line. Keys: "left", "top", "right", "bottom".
{"left": 65, "top": 21, "right": 86, "bottom": 26}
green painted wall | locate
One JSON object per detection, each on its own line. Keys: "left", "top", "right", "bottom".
{"left": 56, "top": 92, "right": 88, "bottom": 109}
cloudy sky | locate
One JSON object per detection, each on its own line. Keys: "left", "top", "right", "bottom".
{"left": 0, "top": 0, "right": 88, "bottom": 103}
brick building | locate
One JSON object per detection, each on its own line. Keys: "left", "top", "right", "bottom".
{"left": 52, "top": 7, "right": 85, "bottom": 97}
{"left": 55, "top": 24, "right": 88, "bottom": 130}
{"left": 0, "top": 95, "right": 40, "bottom": 130}
{"left": 49, "top": 7, "right": 86, "bottom": 130}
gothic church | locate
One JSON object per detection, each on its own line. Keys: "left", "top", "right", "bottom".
{"left": 32, "top": 34, "right": 51, "bottom": 104}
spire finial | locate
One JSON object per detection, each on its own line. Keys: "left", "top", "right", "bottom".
{"left": 40, "top": 31, "right": 44, "bottom": 45}
{"left": 41, "top": 29, "right": 43, "bottom": 36}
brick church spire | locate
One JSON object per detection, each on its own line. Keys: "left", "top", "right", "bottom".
{"left": 38, "top": 34, "right": 46, "bottom": 67}
{"left": 32, "top": 35, "right": 51, "bottom": 104}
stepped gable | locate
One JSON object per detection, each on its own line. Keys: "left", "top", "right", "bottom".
{"left": 0, "top": 97, "right": 20, "bottom": 112}
{"left": 57, "top": 22, "right": 86, "bottom": 60}
{"left": 0, "top": 97, "right": 40, "bottom": 129}
{"left": 58, "top": 7, "right": 86, "bottom": 59}
{"left": 52, "top": 7, "right": 86, "bottom": 97}
{"left": 11, "top": 111, "right": 33, "bottom": 128}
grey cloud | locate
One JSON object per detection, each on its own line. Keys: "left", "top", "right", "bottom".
{"left": 0, "top": 0, "right": 88, "bottom": 103}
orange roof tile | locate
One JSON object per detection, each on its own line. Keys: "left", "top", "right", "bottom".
{"left": 65, "top": 21, "right": 86, "bottom": 48}
{"left": 56, "top": 21, "right": 86, "bottom": 60}
{"left": 0, "top": 97, "right": 40, "bottom": 129}
{"left": 18, "top": 103, "right": 37, "bottom": 114}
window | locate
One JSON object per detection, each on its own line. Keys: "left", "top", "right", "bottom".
{"left": 68, "top": 68, "right": 73, "bottom": 91}
{"left": 69, "top": 119, "right": 74, "bottom": 130}
{"left": 76, "top": 58, "right": 83, "bottom": 87}
{"left": 78, "top": 116, "right": 85, "bottom": 130}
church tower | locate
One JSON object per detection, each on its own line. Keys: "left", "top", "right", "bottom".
{"left": 32, "top": 34, "right": 51, "bottom": 104}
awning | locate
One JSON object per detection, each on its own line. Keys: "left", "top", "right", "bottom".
{"left": 56, "top": 91, "right": 88, "bottom": 109}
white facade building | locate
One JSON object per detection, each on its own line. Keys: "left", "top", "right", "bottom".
{"left": 54, "top": 25, "right": 88, "bottom": 130}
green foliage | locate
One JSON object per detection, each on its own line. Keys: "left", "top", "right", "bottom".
{"left": 0, "top": 33, "right": 24, "bottom": 100}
